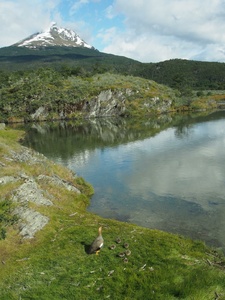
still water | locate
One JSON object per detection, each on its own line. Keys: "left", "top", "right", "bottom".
{"left": 22, "top": 111, "right": 225, "bottom": 250}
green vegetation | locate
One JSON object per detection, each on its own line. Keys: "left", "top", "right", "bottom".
{"left": 1, "top": 46, "right": 225, "bottom": 91}
{"left": 0, "top": 200, "right": 18, "bottom": 240}
{"left": 0, "top": 69, "right": 180, "bottom": 122}
{"left": 1, "top": 46, "right": 225, "bottom": 122}
{"left": 0, "top": 128, "right": 225, "bottom": 299}
{"left": 1, "top": 45, "right": 225, "bottom": 298}
{"left": 0, "top": 46, "right": 140, "bottom": 74}
{"left": 1, "top": 66, "right": 224, "bottom": 123}
{"left": 136, "top": 59, "right": 225, "bottom": 91}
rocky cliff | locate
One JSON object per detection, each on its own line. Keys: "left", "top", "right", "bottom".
{"left": 0, "top": 72, "right": 180, "bottom": 123}
{"left": 29, "top": 88, "right": 174, "bottom": 122}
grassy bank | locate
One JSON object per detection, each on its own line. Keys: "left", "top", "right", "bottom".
{"left": 0, "top": 128, "right": 225, "bottom": 300}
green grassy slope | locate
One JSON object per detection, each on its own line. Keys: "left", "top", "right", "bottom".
{"left": 0, "top": 128, "right": 225, "bottom": 300}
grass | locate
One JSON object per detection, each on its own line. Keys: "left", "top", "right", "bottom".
{"left": 3, "top": 69, "right": 225, "bottom": 123}
{"left": 1, "top": 71, "right": 182, "bottom": 122}
{"left": 0, "top": 128, "right": 225, "bottom": 299}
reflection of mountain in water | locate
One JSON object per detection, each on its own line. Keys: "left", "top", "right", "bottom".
{"left": 22, "top": 111, "right": 219, "bottom": 160}
{"left": 20, "top": 110, "right": 225, "bottom": 251}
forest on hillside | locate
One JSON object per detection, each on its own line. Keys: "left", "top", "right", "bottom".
{"left": 136, "top": 59, "right": 225, "bottom": 91}
{"left": 1, "top": 46, "right": 225, "bottom": 123}
{"left": 1, "top": 46, "right": 225, "bottom": 91}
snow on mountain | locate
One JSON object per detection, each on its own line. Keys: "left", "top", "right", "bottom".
{"left": 14, "top": 23, "right": 94, "bottom": 49}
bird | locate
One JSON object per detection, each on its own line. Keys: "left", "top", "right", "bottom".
{"left": 125, "top": 249, "right": 131, "bottom": 256}
{"left": 118, "top": 252, "right": 125, "bottom": 258}
{"left": 109, "top": 244, "right": 116, "bottom": 250}
{"left": 116, "top": 238, "right": 121, "bottom": 244}
{"left": 123, "top": 243, "right": 129, "bottom": 249}
{"left": 88, "top": 226, "right": 104, "bottom": 255}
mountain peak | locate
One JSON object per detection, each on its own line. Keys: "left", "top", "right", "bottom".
{"left": 13, "top": 23, "right": 94, "bottom": 49}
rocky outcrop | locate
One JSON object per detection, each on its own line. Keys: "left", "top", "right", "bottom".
{"left": 143, "top": 97, "right": 172, "bottom": 113}
{"left": 12, "top": 177, "right": 54, "bottom": 206}
{"left": 83, "top": 89, "right": 128, "bottom": 117}
{"left": 37, "top": 174, "right": 81, "bottom": 194}
{"left": 28, "top": 89, "right": 129, "bottom": 122}
{"left": 28, "top": 88, "right": 174, "bottom": 122}
{"left": 0, "top": 123, "right": 6, "bottom": 130}
{"left": 9, "top": 147, "right": 47, "bottom": 165}
{"left": 31, "top": 106, "right": 48, "bottom": 120}
{"left": 14, "top": 207, "right": 49, "bottom": 239}
{"left": 1, "top": 147, "right": 81, "bottom": 239}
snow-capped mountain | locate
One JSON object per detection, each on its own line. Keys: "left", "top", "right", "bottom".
{"left": 14, "top": 23, "right": 94, "bottom": 49}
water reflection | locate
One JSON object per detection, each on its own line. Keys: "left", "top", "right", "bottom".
{"left": 22, "top": 111, "right": 225, "bottom": 251}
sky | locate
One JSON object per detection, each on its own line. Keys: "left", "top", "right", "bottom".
{"left": 1, "top": 0, "right": 225, "bottom": 63}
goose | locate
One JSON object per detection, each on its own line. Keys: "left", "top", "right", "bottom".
{"left": 125, "top": 249, "right": 131, "bottom": 256}
{"left": 109, "top": 244, "right": 116, "bottom": 250}
{"left": 123, "top": 243, "right": 129, "bottom": 249}
{"left": 89, "top": 226, "right": 104, "bottom": 255}
{"left": 118, "top": 252, "right": 125, "bottom": 258}
{"left": 116, "top": 238, "right": 121, "bottom": 244}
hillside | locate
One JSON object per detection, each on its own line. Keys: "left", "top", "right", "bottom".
{"left": 0, "top": 71, "right": 181, "bottom": 123}
{"left": 1, "top": 22, "right": 225, "bottom": 122}
{"left": 1, "top": 23, "right": 225, "bottom": 92}
{"left": 1, "top": 127, "right": 225, "bottom": 299}
{"left": 135, "top": 59, "right": 225, "bottom": 90}
{"left": 1, "top": 45, "right": 225, "bottom": 91}
{"left": 0, "top": 45, "right": 141, "bottom": 74}
{"left": 1, "top": 67, "right": 225, "bottom": 123}
{"left": 0, "top": 23, "right": 141, "bottom": 75}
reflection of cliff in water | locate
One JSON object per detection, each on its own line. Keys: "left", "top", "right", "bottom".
{"left": 19, "top": 110, "right": 225, "bottom": 251}
{"left": 21, "top": 111, "right": 221, "bottom": 160}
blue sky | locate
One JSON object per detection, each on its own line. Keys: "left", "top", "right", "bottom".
{"left": 1, "top": 0, "right": 225, "bottom": 63}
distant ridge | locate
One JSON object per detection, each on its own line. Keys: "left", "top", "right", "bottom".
{"left": 1, "top": 25, "right": 225, "bottom": 91}
{"left": 13, "top": 23, "right": 94, "bottom": 49}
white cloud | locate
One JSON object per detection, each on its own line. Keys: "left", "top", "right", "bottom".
{"left": 70, "top": 0, "right": 90, "bottom": 16}
{"left": 101, "top": 28, "right": 203, "bottom": 62}
{"left": 114, "top": 0, "right": 225, "bottom": 42}
{"left": 105, "top": 5, "right": 117, "bottom": 19}
{"left": 1, "top": 0, "right": 225, "bottom": 62}
{"left": 69, "top": 0, "right": 101, "bottom": 16}
{"left": 0, "top": 0, "right": 60, "bottom": 47}
{"left": 101, "top": 0, "right": 225, "bottom": 62}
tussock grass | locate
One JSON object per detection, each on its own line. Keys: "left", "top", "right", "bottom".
{"left": 0, "top": 129, "right": 225, "bottom": 299}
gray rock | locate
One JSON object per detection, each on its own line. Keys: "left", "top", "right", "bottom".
{"left": 10, "top": 176, "right": 53, "bottom": 238}
{"left": 86, "top": 89, "right": 126, "bottom": 118}
{"left": 12, "top": 178, "right": 53, "bottom": 206}
{"left": 2, "top": 145, "right": 83, "bottom": 239}
{"left": 38, "top": 174, "right": 81, "bottom": 194}
{"left": 0, "top": 176, "right": 18, "bottom": 185}
{"left": 0, "top": 123, "right": 5, "bottom": 130}
{"left": 31, "top": 106, "right": 49, "bottom": 120}
{"left": 15, "top": 207, "right": 49, "bottom": 239}
{"left": 9, "top": 147, "right": 47, "bottom": 165}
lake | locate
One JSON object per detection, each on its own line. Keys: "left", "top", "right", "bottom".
{"left": 22, "top": 111, "right": 225, "bottom": 251}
